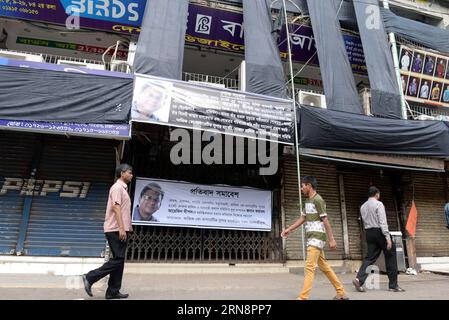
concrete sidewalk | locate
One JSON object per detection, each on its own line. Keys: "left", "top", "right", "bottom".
{"left": 0, "top": 270, "right": 448, "bottom": 300}
{"left": 0, "top": 257, "right": 357, "bottom": 276}
{"left": 417, "top": 257, "right": 449, "bottom": 275}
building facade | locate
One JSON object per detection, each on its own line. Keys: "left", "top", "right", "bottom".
{"left": 1, "top": 0, "right": 449, "bottom": 267}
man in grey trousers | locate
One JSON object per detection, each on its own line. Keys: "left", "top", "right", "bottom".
{"left": 353, "top": 186, "right": 405, "bottom": 293}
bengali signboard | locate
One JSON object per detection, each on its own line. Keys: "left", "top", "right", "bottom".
{"left": 132, "top": 178, "right": 272, "bottom": 231}
{"left": 132, "top": 74, "right": 294, "bottom": 144}
{"left": 0, "top": 56, "right": 133, "bottom": 78}
{"left": 0, "top": 0, "right": 145, "bottom": 34}
{"left": 0, "top": 119, "right": 130, "bottom": 139}
{"left": 186, "top": 5, "right": 366, "bottom": 74}
{"left": 16, "top": 36, "right": 129, "bottom": 59}
{"left": 400, "top": 45, "right": 449, "bottom": 107}
{"left": 0, "top": 2, "right": 366, "bottom": 72}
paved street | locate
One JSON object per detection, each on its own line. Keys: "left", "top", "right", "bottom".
{"left": 0, "top": 270, "right": 448, "bottom": 300}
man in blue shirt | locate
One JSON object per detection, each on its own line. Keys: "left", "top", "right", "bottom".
{"left": 412, "top": 54, "right": 422, "bottom": 73}
{"left": 443, "top": 85, "right": 449, "bottom": 103}
{"left": 424, "top": 57, "right": 434, "bottom": 75}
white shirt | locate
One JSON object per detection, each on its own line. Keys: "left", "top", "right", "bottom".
{"left": 420, "top": 84, "right": 429, "bottom": 99}
{"left": 360, "top": 197, "right": 391, "bottom": 241}
{"left": 401, "top": 55, "right": 410, "bottom": 70}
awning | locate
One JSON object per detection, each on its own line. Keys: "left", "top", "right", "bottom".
{"left": 299, "top": 105, "right": 449, "bottom": 157}
{"left": 300, "top": 148, "right": 446, "bottom": 172}
{"left": 0, "top": 59, "right": 133, "bottom": 124}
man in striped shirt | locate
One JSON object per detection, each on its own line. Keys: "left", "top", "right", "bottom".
{"left": 282, "top": 176, "right": 348, "bottom": 300}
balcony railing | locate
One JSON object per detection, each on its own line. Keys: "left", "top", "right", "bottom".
{"left": 409, "top": 104, "right": 449, "bottom": 121}
{"left": 294, "top": 88, "right": 324, "bottom": 96}
{"left": 0, "top": 49, "right": 239, "bottom": 89}
{"left": 182, "top": 72, "right": 239, "bottom": 90}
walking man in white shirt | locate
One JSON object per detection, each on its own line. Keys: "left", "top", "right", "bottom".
{"left": 353, "top": 186, "right": 405, "bottom": 293}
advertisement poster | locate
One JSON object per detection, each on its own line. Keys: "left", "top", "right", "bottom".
{"left": 400, "top": 45, "right": 449, "bottom": 107}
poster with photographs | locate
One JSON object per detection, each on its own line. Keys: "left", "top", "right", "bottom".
{"left": 400, "top": 45, "right": 449, "bottom": 106}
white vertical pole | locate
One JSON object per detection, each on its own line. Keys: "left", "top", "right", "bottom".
{"left": 239, "top": 60, "right": 247, "bottom": 92}
{"left": 282, "top": 0, "right": 305, "bottom": 261}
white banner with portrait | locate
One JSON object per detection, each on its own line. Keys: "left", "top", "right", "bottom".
{"left": 132, "top": 178, "right": 272, "bottom": 231}
{"left": 131, "top": 74, "right": 294, "bottom": 144}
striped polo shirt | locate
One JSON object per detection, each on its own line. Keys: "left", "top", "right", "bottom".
{"left": 301, "top": 193, "right": 328, "bottom": 249}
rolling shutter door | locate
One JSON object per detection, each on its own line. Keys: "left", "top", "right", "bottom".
{"left": 22, "top": 135, "right": 116, "bottom": 257}
{"left": 342, "top": 169, "right": 398, "bottom": 260}
{"left": 283, "top": 158, "right": 344, "bottom": 260}
{"left": 403, "top": 172, "right": 449, "bottom": 257}
{"left": 0, "top": 132, "right": 36, "bottom": 255}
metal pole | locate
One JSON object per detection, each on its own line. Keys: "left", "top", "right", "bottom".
{"left": 382, "top": 0, "right": 408, "bottom": 119}
{"left": 282, "top": 0, "right": 305, "bottom": 261}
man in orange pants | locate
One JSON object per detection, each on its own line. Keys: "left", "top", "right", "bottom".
{"left": 282, "top": 176, "right": 349, "bottom": 300}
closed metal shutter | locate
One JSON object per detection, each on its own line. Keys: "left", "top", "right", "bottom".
{"left": 22, "top": 135, "right": 116, "bottom": 257}
{"left": 283, "top": 158, "right": 344, "bottom": 260}
{"left": 341, "top": 169, "right": 399, "bottom": 260}
{"left": 403, "top": 172, "right": 449, "bottom": 257}
{"left": 125, "top": 127, "right": 284, "bottom": 263}
{"left": 0, "top": 132, "right": 36, "bottom": 255}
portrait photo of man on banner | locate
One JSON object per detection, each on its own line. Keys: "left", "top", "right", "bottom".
{"left": 132, "top": 182, "right": 165, "bottom": 223}
{"left": 131, "top": 76, "right": 172, "bottom": 123}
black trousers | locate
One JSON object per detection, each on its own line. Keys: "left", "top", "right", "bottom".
{"left": 86, "top": 232, "right": 128, "bottom": 295}
{"left": 356, "top": 228, "right": 398, "bottom": 289}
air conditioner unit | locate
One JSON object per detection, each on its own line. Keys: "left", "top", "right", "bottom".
{"left": 359, "top": 88, "right": 372, "bottom": 116}
{"left": 298, "top": 91, "right": 326, "bottom": 108}
{"left": 416, "top": 114, "right": 436, "bottom": 121}
{"left": 110, "top": 59, "right": 131, "bottom": 73}
{"left": 57, "top": 59, "right": 105, "bottom": 70}
{"left": 0, "top": 50, "right": 44, "bottom": 62}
